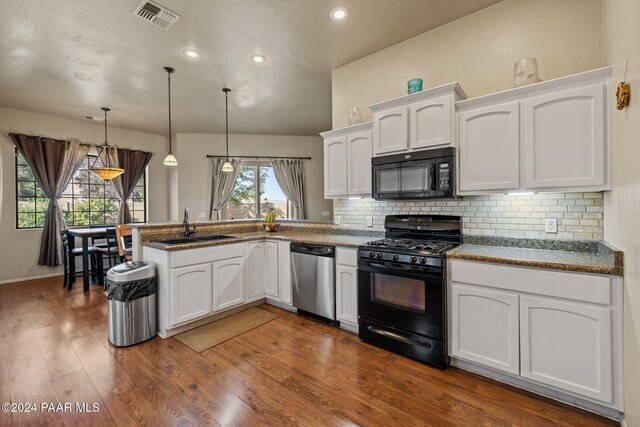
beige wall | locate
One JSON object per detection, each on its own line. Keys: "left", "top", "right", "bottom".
{"left": 332, "top": 0, "right": 603, "bottom": 128}
{"left": 602, "top": 0, "right": 640, "bottom": 425}
{"left": 331, "top": 0, "right": 640, "bottom": 422}
{"left": 173, "top": 133, "right": 332, "bottom": 222}
{"left": 0, "top": 106, "right": 170, "bottom": 283}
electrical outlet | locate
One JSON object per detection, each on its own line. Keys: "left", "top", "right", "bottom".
{"left": 321, "top": 211, "right": 331, "bottom": 217}
{"left": 198, "top": 212, "right": 207, "bottom": 220}
{"left": 545, "top": 218, "right": 558, "bottom": 233}
{"left": 334, "top": 215, "right": 341, "bottom": 225}
{"left": 366, "top": 216, "right": 373, "bottom": 227}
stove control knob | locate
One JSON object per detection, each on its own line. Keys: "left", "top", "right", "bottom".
{"left": 392, "top": 254, "right": 399, "bottom": 261}
{"left": 369, "top": 251, "right": 376, "bottom": 258}
{"left": 410, "top": 256, "right": 417, "bottom": 263}
{"left": 420, "top": 257, "right": 427, "bottom": 264}
{"left": 377, "top": 252, "right": 383, "bottom": 259}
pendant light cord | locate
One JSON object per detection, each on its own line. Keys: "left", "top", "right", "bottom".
{"left": 224, "top": 88, "right": 230, "bottom": 161}
{"left": 168, "top": 70, "right": 172, "bottom": 153}
{"left": 104, "top": 108, "right": 108, "bottom": 144}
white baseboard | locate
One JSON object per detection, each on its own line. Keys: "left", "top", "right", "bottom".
{"left": 265, "top": 299, "right": 297, "bottom": 312}
{"left": 451, "top": 357, "right": 623, "bottom": 421}
{"left": 0, "top": 273, "right": 63, "bottom": 286}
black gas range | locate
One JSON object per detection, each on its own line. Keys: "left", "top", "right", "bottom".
{"left": 357, "top": 215, "right": 462, "bottom": 369}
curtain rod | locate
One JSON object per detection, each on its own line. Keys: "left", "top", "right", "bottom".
{"left": 206, "top": 155, "right": 311, "bottom": 160}
{"left": 4, "top": 132, "right": 153, "bottom": 156}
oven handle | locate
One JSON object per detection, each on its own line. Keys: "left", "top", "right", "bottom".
{"left": 358, "top": 260, "right": 442, "bottom": 276}
{"left": 367, "top": 326, "right": 432, "bottom": 349}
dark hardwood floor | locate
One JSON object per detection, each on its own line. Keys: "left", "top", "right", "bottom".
{"left": 0, "top": 277, "right": 617, "bottom": 426}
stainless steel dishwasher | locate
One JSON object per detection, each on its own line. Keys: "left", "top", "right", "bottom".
{"left": 291, "top": 242, "right": 336, "bottom": 321}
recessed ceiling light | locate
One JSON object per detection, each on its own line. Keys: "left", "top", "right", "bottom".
{"left": 184, "top": 49, "right": 199, "bottom": 58}
{"left": 250, "top": 54, "right": 267, "bottom": 63}
{"left": 330, "top": 7, "right": 349, "bottom": 21}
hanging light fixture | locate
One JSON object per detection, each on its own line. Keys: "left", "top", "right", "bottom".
{"left": 163, "top": 66, "right": 178, "bottom": 166}
{"left": 221, "top": 87, "right": 234, "bottom": 172}
{"left": 88, "top": 107, "right": 124, "bottom": 181}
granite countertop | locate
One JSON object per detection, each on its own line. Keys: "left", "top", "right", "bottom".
{"left": 143, "top": 231, "right": 373, "bottom": 251}
{"left": 448, "top": 242, "right": 623, "bottom": 276}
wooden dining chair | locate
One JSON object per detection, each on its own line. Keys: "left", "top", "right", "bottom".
{"left": 96, "top": 227, "right": 120, "bottom": 270}
{"left": 60, "top": 229, "right": 103, "bottom": 290}
{"left": 115, "top": 224, "right": 133, "bottom": 262}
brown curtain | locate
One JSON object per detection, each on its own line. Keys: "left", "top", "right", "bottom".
{"left": 106, "top": 148, "right": 152, "bottom": 224}
{"left": 10, "top": 133, "right": 66, "bottom": 266}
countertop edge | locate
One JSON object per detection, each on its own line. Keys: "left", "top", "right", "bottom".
{"left": 143, "top": 233, "right": 364, "bottom": 251}
{"left": 447, "top": 251, "right": 621, "bottom": 276}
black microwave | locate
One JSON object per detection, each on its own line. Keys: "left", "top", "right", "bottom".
{"left": 371, "top": 147, "right": 456, "bottom": 200}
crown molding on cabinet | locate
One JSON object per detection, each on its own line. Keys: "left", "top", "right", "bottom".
{"left": 320, "top": 121, "right": 373, "bottom": 138}
{"left": 369, "top": 82, "right": 467, "bottom": 112}
{"left": 456, "top": 66, "right": 612, "bottom": 111}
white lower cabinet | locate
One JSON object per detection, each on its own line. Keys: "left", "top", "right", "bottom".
{"left": 170, "top": 263, "right": 212, "bottom": 327}
{"left": 451, "top": 284, "right": 520, "bottom": 375}
{"left": 519, "top": 295, "right": 613, "bottom": 403}
{"left": 449, "top": 259, "right": 621, "bottom": 410}
{"left": 246, "top": 242, "right": 265, "bottom": 301}
{"left": 336, "top": 265, "right": 358, "bottom": 325}
{"left": 264, "top": 241, "right": 279, "bottom": 299}
{"left": 213, "top": 256, "right": 245, "bottom": 311}
{"left": 277, "top": 241, "right": 292, "bottom": 306}
{"left": 336, "top": 248, "right": 358, "bottom": 332}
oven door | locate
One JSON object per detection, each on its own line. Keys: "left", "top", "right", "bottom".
{"left": 358, "top": 259, "right": 444, "bottom": 341}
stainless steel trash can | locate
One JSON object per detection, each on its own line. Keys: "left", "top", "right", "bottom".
{"left": 105, "top": 261, "right": 157, "bottom": 347}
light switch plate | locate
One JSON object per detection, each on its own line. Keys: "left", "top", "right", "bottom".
{"left": 366, "top": 216, "right": 373, "bottom": 227}
{"left": 545, "top": 218, "right": 558, "bottom": 233}
{"left": 334, "top": 215, "right": 341, "bottom": 225}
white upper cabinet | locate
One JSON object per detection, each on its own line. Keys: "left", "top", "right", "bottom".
{"left": 323, "top": 136, "right": 348, "bottom": 197}
{"left": 321, "top": 122, "right": 373, "bottom": 199}
{"left": 456, "top": 67, "right": 611, "bottom": 194}
{"left": 347, "top": 130, "right": 373, "bottom": 195}
{"left": 409, "top": 94, "right": 454, "bottom": 150}
{"left": 370, "top": 83, "right": 467, "bottom": 157}
{"left": 524, "top": 83, "right": 607, "bottom": 190}
{"left": 458, "top": 101, "right": 520, "bottom": 192}
{"left": 373, "top": 105, "right": 408, "bottom": 155}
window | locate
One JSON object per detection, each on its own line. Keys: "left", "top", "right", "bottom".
{"left": 222, "top": 162, "right": 290, "bottom": 220}
{"left": 15, "top": 149, "right": 146, "bottom": 229}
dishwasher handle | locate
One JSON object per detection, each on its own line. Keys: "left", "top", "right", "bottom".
{"left": 290, "top": 242, "right": 335, "bottom": 258}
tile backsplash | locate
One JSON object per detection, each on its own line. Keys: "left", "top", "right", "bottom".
{"left": 333, "top": 192, "right": 604, "bottom": 240}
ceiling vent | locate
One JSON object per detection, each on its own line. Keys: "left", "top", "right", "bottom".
{"left": 134, "top": 0, "right": 180, "bottom": 30}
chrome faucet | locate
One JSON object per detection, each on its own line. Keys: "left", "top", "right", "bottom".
{"left": 183, "top": 208, "right": 195, "bottom": 237}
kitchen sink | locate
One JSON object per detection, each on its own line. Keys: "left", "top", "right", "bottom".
{"left": 156, "top": 235, "right": 236, "bottom": 245}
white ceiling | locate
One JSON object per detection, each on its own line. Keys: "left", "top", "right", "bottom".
{"left": 0, "top": 0, "right": 501, "bottom": 136}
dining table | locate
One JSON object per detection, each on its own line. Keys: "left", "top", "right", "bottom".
{"left": 68, "top": 227, "right": 108, "bottom": 292}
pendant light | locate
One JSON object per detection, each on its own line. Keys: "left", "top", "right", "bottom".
{"left": 163, "top": 66, "right": 178, "bottom": 166}
{"left": 221, "top": 88, "right": 234, "bottom": 172}
{"left": 88, "top": 107, "right": 125, "bottom": 181}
